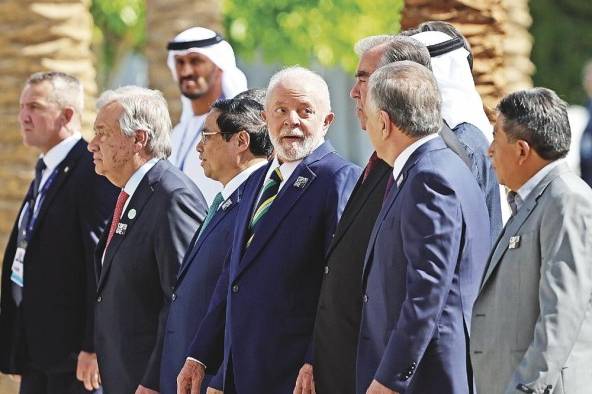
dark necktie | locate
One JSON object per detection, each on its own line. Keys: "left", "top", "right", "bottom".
{"left": 197, "top": 192, "right": 225, "bottom": 240}
{"left": 32, "top": 158, "right": 46, "bottom": 200}
{"left": 105, "top": 190, "right": 129, "bottom": 250}
{"left": 246, "top": 167, "right": 283, "bottom": 246}
{"left": 362, "top": 152, "right": 379, "bottom": 183}
{"left": 507, "top": 191, "right": 521, "bottom": 217}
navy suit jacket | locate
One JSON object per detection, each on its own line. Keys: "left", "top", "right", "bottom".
{"left": 94, "top": 159, "right": 206, "bottom": 394}
{"left": 187, "top": 141, "right": 360, "bottom": 393}
{"left": 160, "top": 182, "right": 247, "bottom": 394}
{"left": 0, "top": 139, "right": 117, "bottom": 373}
{"left": 356, "top": 137, "right": 490, "bottom": 394}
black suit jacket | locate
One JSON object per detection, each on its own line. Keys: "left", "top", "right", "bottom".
{"left": 0, "top": 139, "right": 118, "bottom": 374}
{"left": 313, "top": 157, "right": 392, "bottom": 394}
{"left": 94, "top": 159, "right": 206, "bottom": 394}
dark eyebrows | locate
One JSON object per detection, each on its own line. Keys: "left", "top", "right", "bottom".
{"left": 355, "top": 70, "right": 370, "bottom": 79}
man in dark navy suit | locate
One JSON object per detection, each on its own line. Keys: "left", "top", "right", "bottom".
{"left": 356, "top": 62, "right": 490, "bottom": 394}
{"left": 0, "top": 72, "right": 117, "bottom": 394}
{"left": 176, "top": 66, "right": 361, "bottom": 394}
{"left": 89, "top": 86, "right": 206, "bottom": 394}
{"left": 159, "top": 96, "right": 272, "bottom": 394}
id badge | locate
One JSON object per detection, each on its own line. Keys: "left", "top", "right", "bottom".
{"left": 10, "top": 243, "right": 26, "bottom": 287}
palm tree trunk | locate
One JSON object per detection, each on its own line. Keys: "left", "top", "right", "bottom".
{"left": 145, "top": 0, "right": 222, "bottom": 123}
{"left": 401, "top": 0, "right": 534, "bottom": 115}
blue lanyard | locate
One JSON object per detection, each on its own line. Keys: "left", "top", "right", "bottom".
{"left": 23, "top": 168, "right": 60, "bottom": 241}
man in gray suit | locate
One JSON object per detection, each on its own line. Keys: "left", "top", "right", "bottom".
{"left": 471, "top": 87, "right": 592, "bottom": 394}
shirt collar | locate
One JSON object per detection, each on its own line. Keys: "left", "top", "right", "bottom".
{"left": 268, "top": 156, "right": 302, "bottom": 188}
{"left": 392, "top": 134, "right": 439, "bottom": 181}
{"left": 221, "top": 160, "right": 268, "bottom": 201}
{"left": 41, "top": 133, "right": 81, "bottom": 171}
{"left": 516, "top": 159, "right": 564, "bottom": 203}
{"left": 123, "top": 158, "right": 160, "bottom": 199}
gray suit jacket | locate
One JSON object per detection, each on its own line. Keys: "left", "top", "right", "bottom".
{"left": 471, "top": 163, "right": 592, "bottom": 394}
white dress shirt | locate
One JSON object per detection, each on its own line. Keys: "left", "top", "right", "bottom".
{"left": 120, "top": 157, "right": 160, "bottom": 215}
{"left": 220, "top": 161, "right": 268, "bottom": 202}
{"left": 392, "top": 134, "right": 439, "bottom": 181}
{"left": 515, "top": 159, "right": 564, "bottom": 212}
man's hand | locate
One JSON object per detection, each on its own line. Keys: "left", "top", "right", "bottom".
{"left": 135, "top": 385, "right": 159, "bottom": 394}
{"left": 293, "top": 363, "right": 315, "bottom": 394}
{"left": 206, "top": 388, "right": 223, "bottom": 394}
{"left": 76, "top": 351, "right": 101, "bottom": 390}
{"left": 366, "top": 379, "right": 398, "bottom": 394}
{"left": 177, "top": 359, "right": 206, "bottom": 394}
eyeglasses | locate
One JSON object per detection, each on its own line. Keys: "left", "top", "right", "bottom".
{"left": 200, "top": 131, "right": 234, "bottom": 144}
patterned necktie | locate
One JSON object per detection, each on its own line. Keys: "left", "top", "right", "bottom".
{"left": 106, "top": 190, "right": 129, "bottom": 249}
{"left": 362, "top": 152, "right": 379, "bottom": 183}
{"left": 507, "top": 191, "right": 521, "bottom": 216}
{"left": 197, "top": 192, "right": 225, "bottom": 240}
{"left": 246, "top": 167, "right": 283, "bottom": 246}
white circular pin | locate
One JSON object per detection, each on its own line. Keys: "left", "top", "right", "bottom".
{"left": 64, "top": 166, "right": 69, "bottom": 173}
{"left": 127, "top": 208, "right": 137, "bottom": 220}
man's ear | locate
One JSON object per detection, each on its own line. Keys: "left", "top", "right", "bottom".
{"left": 516, "top": 139, "right": 531, "bottom": 166}
{"left": 379, "top": 110, "right": 391, "bottom": 140}
{"left": 133, "top": 130, "right": 149, "bottom": 152}
{"left": 62, "top": 107, "right": 74, "bottom": 125}
{"left": 261, "top": 110, "right": 267, "bottom": 122}
{"left": 323, "top": 112, "right": 335, "bottom": 131}
{"left": 236, "top": 130, "right": 250, "bottom": 152}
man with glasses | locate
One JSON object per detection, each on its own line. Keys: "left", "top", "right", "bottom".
{"left": 159, "top": 96, "right": 271, "bottom": 394}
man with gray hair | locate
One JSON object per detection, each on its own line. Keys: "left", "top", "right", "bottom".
{"left": 89, "top": 86, "right": 207, "bottom": 394}
{"left": 309, "top": 35, "right": 431, "bottom": 394}
{"left": 176, "top": 66, "right": 360, "bottom": 394}
{"left": 356, "top": 61, "right": 490, "bottom": 394}
{"left": 471, "top": 88, "right": 592, "bottom": 394}
{"left": 0, "top": 72, "right": 118, "bottom": 393}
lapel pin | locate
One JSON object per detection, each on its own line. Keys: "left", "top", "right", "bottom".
{"left": 115, "top": 223, "right": 127, "bottom": 235}
{"left": 221, "top": 199, "right": 232, "bottom": 211}
{"left": 508, "top": 235, "right": 521, "bottom": 249}
{"left": 127, "top": 208, "right": 137, "bottom": 220}
{"left": 64, "top": 166, "right": 69, "bottom": 173}
{"left": 293, "top": 176, "right": 309, "bottom": 189}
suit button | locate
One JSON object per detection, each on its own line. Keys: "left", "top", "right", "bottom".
{"left": 97, "top": 295, "right": 102, "bottom": 303}
{"left": 232, "top": 284, "right": 239, "bottom": 293}
{"left": 324, "top": 266, "right": 329, "bottom": 274}
{"left": 171, "top": 293, "right": 177, "bottom": 301}
{"left": 362, "top": 294, "right": 368, "bottom": 303}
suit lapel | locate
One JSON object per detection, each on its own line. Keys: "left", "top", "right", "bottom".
{"left": 480, "top": 164, "right": 568, "bottom": 289}
{"left": 361, "top": 138, "right": 446, "bottom": 280}
{"left": 327, "top": 160, "right": 390, "bottom": 256}
{"left": 97, "top": 160, "right": 165, "bottom": 291}
{"left": 29, "top": 140, "right": 86, "bottom": 240}
{"left": 235, "top": 142, "right": 334, "bottom": 278}
{"left": 176, "top": 186, "right": 242, "bottom": 284}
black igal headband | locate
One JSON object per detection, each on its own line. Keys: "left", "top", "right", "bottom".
{"left": 167, "top": 34, "right": 224, "bottom": 51}
{"left": 426, "top": 36, "right": 465, "bottom": 57}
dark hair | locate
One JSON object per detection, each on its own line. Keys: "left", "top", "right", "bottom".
{"left": 416, "top": 21, "right": 473, "bottom": 70}
{"left": 379, "top": 35, "right": 432, "bottom": 70}
{"left": 497, "top": 87, "right": 570, "bottom": 160}
{"left": 234, "top": 88, "right": 266, "bottom": 104}
{"left": 211, "top": 97, "right": 273, "bottom": 157}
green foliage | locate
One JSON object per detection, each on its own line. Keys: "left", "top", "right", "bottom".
{"left": 223, "top": 0, "right": 403, "bottom": 73}
{"left": 91, "top": 0, "right": 146, "bottom": 89}
{"left": 530, "top": 0, "right": 592, "bottom": 104}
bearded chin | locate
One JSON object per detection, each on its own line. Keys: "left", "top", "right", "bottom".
{"left": 273, "top": 136, "right": 319, "bottom": 162}
{"left": 181, "top": 90, "right": 206, "bottom": 100}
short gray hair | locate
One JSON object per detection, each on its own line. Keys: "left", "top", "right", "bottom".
{"left": 497, "top": 88, "right": 570, "bottom": 160}
{"left": 368, "top": 61, "right": 442, "bottom": 137}
{"left": 354, "top": 35, "right": 392, "bottom": 56}
{"left": 26, "top": 71, "right": 84, "bottom": 114}
{"left": 378, "top": 36, "right": 432, "bottom": 70}
{"left": 96, "top": 86, "right": 172, "bottom": 159}
{"left": 266, "top": 66, "right": 331, "bottom": 112}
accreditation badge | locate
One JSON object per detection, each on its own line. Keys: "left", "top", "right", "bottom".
{"left": 10, "top": 242, "right": 27, "bottom": 287}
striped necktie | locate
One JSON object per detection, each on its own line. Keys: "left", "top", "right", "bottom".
{"left": 197, "top": 192, "right": 225, "bottom": 240}
{"left": 246, "top": 167, "right": 283, "bottom": 246}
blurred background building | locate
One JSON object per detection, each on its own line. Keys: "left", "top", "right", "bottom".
{"left": 1, "top": 0, "right": 591, "bottom": 391}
